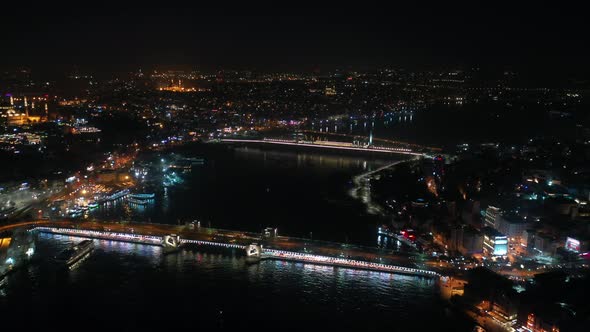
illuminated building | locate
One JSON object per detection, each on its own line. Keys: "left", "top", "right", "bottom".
{"left": 158, "top": 79, "right": 197, "bottom": 92}
{"left": 0, "top": 107, "right": 41, "bottom": 126}
{"left": 482, "top": 227, "right": 508, "bottom": 256}
{"left": 0, "top": 132, "right": 43, "bottom": 145}
{"left": 325, "top": 86, "right": 337, "bottom": 96}
{"left": 564, "top": 236, "right": 588, "bottom": 253}
{"left": 58, "top": 98, "right": 87, "bottom": 106}
{"left": 0, "top": 230, "right": 35, "bottom": 277}
{"left": 490, "top": 292, "right": 518, "bottom": 326}
{"left": 525, "top": 313, "right": 561, "bottom": 332}
{"left": 484, "top": 205, "right": 502, "bottom": 229}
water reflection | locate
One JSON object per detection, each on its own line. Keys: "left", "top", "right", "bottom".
{"left": 0, "top": 234, "right": 461, "bottom": 331}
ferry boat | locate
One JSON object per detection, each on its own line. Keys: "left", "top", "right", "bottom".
{"left": 128, "top": 193, "right": 155, "bottom": 200}
{"left": 55, "top": 240, "right": 94, "bottom": 268}
{"left": 67, "top": 208, "right": 84, "bottom": 218}
{"left": 127, "top": 197, "right": 152, "bottom": 205}
{"left": 169, "top": 157, "right": 205, "bottom": 172}
{"left": 97, "top": 189, "right": 130, "bottom": 204}
{"left": 127, "top": 193, "right": 155, "bottom": 206}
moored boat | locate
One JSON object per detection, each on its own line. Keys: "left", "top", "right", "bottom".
{"left": 55, "top": 240, "right": 94, "bottom": 268}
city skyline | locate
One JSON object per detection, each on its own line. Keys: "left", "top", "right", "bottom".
{"left": 1, "top": 8, "right": 589, "bottom": 332}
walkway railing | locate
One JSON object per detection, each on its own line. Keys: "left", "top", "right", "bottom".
{"left": 181, "top": 239, "right": 246, "bottom": 249}
{"left": 35, "top": 227, "right": 163, "bottom": 245}
{"left": 263, "top": 248, "right": 439, "bottom": 277}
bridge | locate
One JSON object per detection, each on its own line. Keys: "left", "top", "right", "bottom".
{"left": 298, "top": 130, "right": 441, "bottom": 152}
{"left": 261, "top": 248, "right": 438, "bottom": 277}
{"left": 1, "top": 220, "right": 440, "bottom": 278}
{"left": 214, "top": 138, "right": 428, "bottom": 157}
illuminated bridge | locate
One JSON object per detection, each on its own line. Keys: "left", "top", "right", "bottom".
{"left": 214, "top": 138, "right": 428, "bottom": 157}
{"left": 32, "top": 226, "right": 439, "bottom": 278}
{"left": 262, "top": 249, "right": 439, "bottom": 277}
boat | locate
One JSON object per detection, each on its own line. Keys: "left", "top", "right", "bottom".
{"left": 127, "top": 197, "right": 152, "bottom": 205}
{"left": 169, "top": 157, "right": 205, "bottom": 172}
{"left": 129, "top": 193, "right": 155, "bottom": 200}
{"left": 67, "top": 208, "right": 83, "bottom": 218}
{"left": 55, "top": 240, "right": 94, "bottom": 268}
{"left": 97, "top": 189, "right": 130, "bottom": 204}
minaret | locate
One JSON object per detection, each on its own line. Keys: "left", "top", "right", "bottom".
{"left": 10, "top": 96, "right": 14, "bottom": 106}
{"left": 24, "top": 96, "right": 29, "bottom": 117}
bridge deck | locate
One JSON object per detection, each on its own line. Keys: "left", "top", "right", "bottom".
{"left": 217, "top": 138, "right": 426, "bottom": 156}
{"left": 6, "top": 220, "right": 438, "bottom": 278}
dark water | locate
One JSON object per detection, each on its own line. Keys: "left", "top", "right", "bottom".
{"left": 0, "top": 233, "right": 471, "bottom": 331}
{"left": 0, "top": 146, "right": 475, "bottom": 330}
{"left": 312, "top": 104, "right": 580, "bottom": 148}
{"left": 95, "top": 145, "right": 400, "bottom": 246}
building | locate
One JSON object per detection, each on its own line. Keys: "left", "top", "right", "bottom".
{"left": 491, "top": 292, "right": 518, "bottom": 326}
{"left": 461, "top": 199, "right": 481, "bottom": 228}
{"left": 533, "top": 233, "right": 556, "bottom": 257}
{"left": 0, "top": 106, "right": 41, "bottom": 126}
{"left": 484, "top": 205, "right": 502, "bottom": 229}
{"left": 449, "top": 225, "right": 463, "bottom": 252}
{"left": 544, "top": 197, "right": 578, "bottom": 219}
{"left": 564, "top": 236, "right": 589, "bottom": 253}
{"left": 522, "top": 229, "right": 537, "bottom": 251}
{"left": 482, "top": 227, "right": 508, "bottom": 257}
{"left": 496, "top": 214, "right": 531, "bottom": 241}
{"left": 524, "top": 312, "right": 561, "bottom": 332}
{"left": 458, "top": 226, "right": 484, "bottom": 256}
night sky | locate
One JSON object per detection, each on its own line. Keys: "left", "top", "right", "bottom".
{"left": 2, "top": 7, "right": 589, "bottom": 74}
